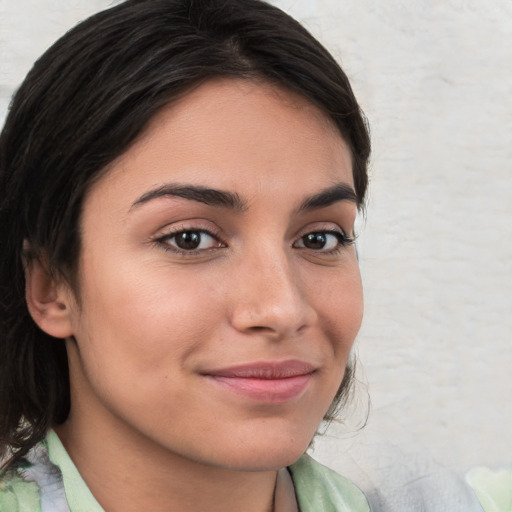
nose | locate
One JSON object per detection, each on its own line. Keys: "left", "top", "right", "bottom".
{"left": 229, "top": 249, "right": 318, "bottom": 339}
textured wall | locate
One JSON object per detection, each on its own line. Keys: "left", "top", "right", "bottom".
{"left": 1, "top": 0, "right": 511, "bottom": 505}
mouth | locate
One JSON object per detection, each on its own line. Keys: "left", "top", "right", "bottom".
{"left": 202, "top": 360, "right": 316, "bottom": 403}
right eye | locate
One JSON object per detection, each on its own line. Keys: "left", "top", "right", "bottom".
{"left": 157, "top": 229, "right": 224, "bottom": 253}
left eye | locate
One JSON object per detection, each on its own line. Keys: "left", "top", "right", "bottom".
{"left": 293, "top": 231, "right": 346, "bottom": 251}
{"left": 160, "top": 230, "right": 220, "bottom": 251}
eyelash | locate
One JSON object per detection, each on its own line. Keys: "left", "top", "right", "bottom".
{"left": 153, "top": 227, "right": 356, "bottom": 256}
{"left": 293, "top": 229, "right": 356, "bottom": 255}
{"left": 154, "top": 228, "right": 225, "bottom": 256}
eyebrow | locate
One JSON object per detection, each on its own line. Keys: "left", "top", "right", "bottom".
{"left": 131, "top": 184, "right": 247, "bottom": 211}
{"left": 131, "top": 182, "right": 357, "bottom": 213}
{"left": 297, "top": 183, "right": 358, "bottom": 212}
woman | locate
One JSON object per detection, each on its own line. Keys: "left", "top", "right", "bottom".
{"left": 0, "top": 0, "right": 371, "bottom": 510}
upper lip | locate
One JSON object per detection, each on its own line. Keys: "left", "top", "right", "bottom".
{"left": 202, "top": 360, "right": 316, "bottom": 379}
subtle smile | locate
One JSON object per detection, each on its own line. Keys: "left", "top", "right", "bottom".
{"left": 202, "top": 360, "right": 316, "bottom": 403}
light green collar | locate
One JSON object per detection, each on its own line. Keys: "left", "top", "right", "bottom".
{"left": 46, "top": 431, "right": 104, "bottom": 512}
{"left": 290, "top": 454, "right": 370, "bottom": 512}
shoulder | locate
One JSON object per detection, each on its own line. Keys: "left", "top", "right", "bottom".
{"left": 466, "top": 466, "right": 512, "bottom": 512}
{"left": 289, "top": 454, "right": 370, "bottom": 512}
{"left": 0, "top": 438, "right": 69, "bottom": 512}
{"left": 1, "top": 459, "right": 43, "bottom": 512}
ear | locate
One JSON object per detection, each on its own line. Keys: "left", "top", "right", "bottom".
{"left": 24, "top": 254, "right": 75, "bottom": 339}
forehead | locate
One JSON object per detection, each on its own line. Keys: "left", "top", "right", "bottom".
{"left": 85, "top": 78, "right": 353, "bottom": 208}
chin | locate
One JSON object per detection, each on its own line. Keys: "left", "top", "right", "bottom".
{"left": 215, "top": 431, "right": 315, "bottom": 472}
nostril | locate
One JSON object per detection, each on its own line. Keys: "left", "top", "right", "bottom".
{"left": 249, "top": 325, "right": 274, "bottom": 332}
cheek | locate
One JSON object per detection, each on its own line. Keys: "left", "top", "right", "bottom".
{"left": 314, "top": 265, "right": 363, "bottom": 359}
{"left": 67, "top": 269, "right": 211, "bottom": 422}
{"left": 72, "top": 256, "right": 224, "bottom": 375}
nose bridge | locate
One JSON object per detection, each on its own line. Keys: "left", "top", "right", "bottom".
{"left": 230, "top": 242, "right": 316, "bottom": 336}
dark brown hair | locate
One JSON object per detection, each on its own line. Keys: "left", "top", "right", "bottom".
{"left": 0, "top": 0, "right": 370, "bottom": 465}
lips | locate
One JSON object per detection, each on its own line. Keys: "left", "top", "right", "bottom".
{"left": 202, "top": 360, "right": 316, "bottom": 403}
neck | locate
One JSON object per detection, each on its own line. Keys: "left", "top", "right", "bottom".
{"left": 55, "top": 419, "right": 277, "bottom": 512}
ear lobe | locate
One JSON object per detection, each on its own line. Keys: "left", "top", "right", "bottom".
{"left": 25, "top": 256, "right": 75, "bottom": 339}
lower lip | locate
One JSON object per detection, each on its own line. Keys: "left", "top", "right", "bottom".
{"left": 207, "top": 374, "right": 313, "bottom": 403}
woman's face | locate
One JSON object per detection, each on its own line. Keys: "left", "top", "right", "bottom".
{"left": 61, "top": 78, "right": 363, "bottom": 471}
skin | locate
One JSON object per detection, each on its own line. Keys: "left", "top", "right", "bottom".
{"left": 28, "top": 78, "right": 363, "bottom": 512}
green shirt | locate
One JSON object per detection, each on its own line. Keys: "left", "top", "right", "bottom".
{"left": 0, "top": 430, "right": 370, "bottom": 512}
{"left": 467, "top": 467, "right": 512, "bottom": 512}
